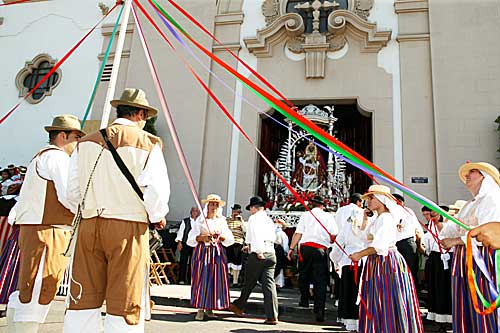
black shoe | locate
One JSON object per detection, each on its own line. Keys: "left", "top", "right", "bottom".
{"left": 315, "top": 310, "right": 325, "bottom": 322}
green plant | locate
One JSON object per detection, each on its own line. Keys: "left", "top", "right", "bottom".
{"left": 144, "top": 117, "right": 158, "bottom": 136}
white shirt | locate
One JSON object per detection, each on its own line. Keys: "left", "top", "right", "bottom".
{"left": 335, "top": 203, "right": 364, "bottom": 236}
{"left": 67, "top": 118, "right": 170, "bottom": 223}
{"left": 331, "top": 214, "right": 370, "bottom": 269}
{"left": 274, "top": 224, "right": 289, "bottom": 253}
{"left": 0, "top": 178, "right": 14, "bottom": 196}
{"left": 296, "top": 207, "right": 338, "bottom": 248}
{"left": 175, "top": 217, "right": 196, "bottom": 243}
{"left": 186, "top": 216, "right": 234, "bottom": 248}
{"left": 441, "top": 189, "right": 500, "bottom": 246}
{"left": 363, "top": 212, "right": 397, "bottom": 256}
{"left": 396, "top": 207, "right": 423, "bottom": 242}
{"left": 245, "top": 210, "right": 276, "bottom": 254}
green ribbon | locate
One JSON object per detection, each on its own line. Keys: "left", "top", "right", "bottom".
{"left": 81, "top": 3, "right": 125, "bottom": 126}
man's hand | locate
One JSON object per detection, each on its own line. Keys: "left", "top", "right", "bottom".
{"left": 470, "top": 222, "right": 500, "bottom": 249}
{"left": 256, "top": 253, "right": 265, "bottom": 260}
{"left": 177, "top": 241, "right": 182, "bottom": 252}
{"left": 287, "top": 249, "right": 294, "bottom": 261}
{"left": 242, "top": 245, "right": 249, "bottom": 253}
{"left": 154, "top": 218, "right": 166, "bottom": 230}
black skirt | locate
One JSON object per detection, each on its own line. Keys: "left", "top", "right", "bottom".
{"left": 338, "top": 263, "right": 363, "bottom": 320}
{"left": 226, "top": 243, "right": 243, "bottom": 266}
{"left": 427, "top": 251, "right": 452, "bottom": 318}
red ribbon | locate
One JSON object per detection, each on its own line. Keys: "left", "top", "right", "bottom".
{"left": 166, "top": 0, "right": 295, "bottom": 109}
{"left": 0, "top": 0, "right": 32, "bottom": 6}
{"left": 134, "top": 0, "right": 351, "bottom": 258}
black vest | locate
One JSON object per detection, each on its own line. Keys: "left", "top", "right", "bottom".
{"left": 182, "top": 217, "right": 192, "bottom": 243}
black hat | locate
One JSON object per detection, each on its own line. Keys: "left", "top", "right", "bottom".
{"left": 246, "top": 196, "right": 265, "bottom": 210}
{"left": 231, "top": 204, "right": 242, "bottom": 212}
{"left": 350, "top": 193, "right": 362, "bottom": 203}
{"left": 392, "top": 193, "right": 404, "bottom": 204}
{"left": 311, "top": 195, "right": 325, "bottom": 205}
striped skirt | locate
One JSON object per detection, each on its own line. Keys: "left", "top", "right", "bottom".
{"left": 452, "top": 245, "right": 498, "bottom": 333}
{"left": 0, "top": 225, "right": 20, "bottom": 304}
{"left": 190, "top": 242, "right": 230, "bottom": 310}
{"left": 359, "top": 250, "right": 423, "bottom": 333}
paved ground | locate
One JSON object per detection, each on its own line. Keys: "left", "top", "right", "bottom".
{"left": 0, "top": 285, "right": 452, "bottom": 332}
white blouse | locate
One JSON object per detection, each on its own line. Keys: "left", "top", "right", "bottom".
{"left": 441, "top": 190, "right": 500, "bottom": 246}
{"left": 363, "top": 212, "right": 397, "bottom": 256}
{"left": 186, "top": 216, "right": 234, "bottom": 248}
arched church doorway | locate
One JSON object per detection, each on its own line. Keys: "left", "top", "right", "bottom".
{"left": 258, "top": 102, "right": 372, "bottom": 210}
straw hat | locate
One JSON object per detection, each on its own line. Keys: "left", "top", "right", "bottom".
{"left": 361, "top": 184, "right": 393, "bottom": 200}
{"left": 458, "top": 162, "right": 500, "bottom": 187}
{"left": 44, "top": 115, "right": 85, "bottom": 136}
{"left": 201, "top": 194, "right": 226, "bottom": 207}
{"left": 111, "top": 88, "right": 158, "bottom": 119}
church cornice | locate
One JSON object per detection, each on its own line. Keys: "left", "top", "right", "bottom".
{"left": 327, "top": 10, "right": 391, "bottom": 53}
{"left": 244, "top": 13, "right": 304, "bottom": 57}
{"left": 244, "top": 9, "right": 391, "bottom": 57}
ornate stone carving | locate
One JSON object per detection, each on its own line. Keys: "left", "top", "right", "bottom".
{"left": 354, "top": 0, "right": 374, "bottom": 21}
{"left": 98, "top": 2, "right": 110, "bottom": 16}
{"left": 262, "top": 0, "right": 280, "bottom": 25}
{"left": 247, "top": 1, "right": 390, "bottom": 78}
{"left": 327, "top": 10, "right": 391, "bottom": 52}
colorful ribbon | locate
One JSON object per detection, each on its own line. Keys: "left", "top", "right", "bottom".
{"left": 131, "top": 4, "right": 212, "bottom": 234}
{"left": 466, "top": 232, "right": 500, "bottom": 315}
{"left": 149, "top": 0, "right": 469, "bottom": 233}
{"left": 81, "top": 1, "right": 125, "bottom": 126}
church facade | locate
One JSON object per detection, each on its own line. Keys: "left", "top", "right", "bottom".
{"left": 1, "top": 0, "right": 499, "bottom": 219}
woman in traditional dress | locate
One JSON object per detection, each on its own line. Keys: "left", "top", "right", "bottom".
{"left": 441, "top": 162, "right": 500, "bottom": 332}
{"left": 349, "top": 185, "right": 423, "bottom": 333}
{"left": 0, "top": 207, "right": 20, "bottom": 312}
{"left": 422, "top": 206, "right": 452, "bottom": 332}
{"left": 187, "top": 194, "right": 234, "bottom": 321}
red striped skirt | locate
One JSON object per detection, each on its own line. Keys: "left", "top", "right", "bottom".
{"left": 190, "top": 242, "right": 230, "bottom": 310}
{"left": 359, "top": 250, "right": 423, "bottom": 333}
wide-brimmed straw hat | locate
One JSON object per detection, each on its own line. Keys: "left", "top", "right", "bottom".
{"left": 44, "top": 115, "right": 85, "bottom": 136}
{"left": 201, "top": 194, "right": 226, "bottom": 207}
{"left": 111, "top": 88, "right": 159, "bottom": 119}
{"left": 361, "top": 184, "right": 394, "bottom": 201}
{"left": 458, "top": 162, "right": 500, "bottom": 187}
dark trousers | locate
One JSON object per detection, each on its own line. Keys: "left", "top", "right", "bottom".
{"left": 233, "top": 252, "right": 279, "bottom": 319}
{"left": 298, "top": 245, "right": 328, "bottom": 313}
{"left": 178, "top": 243, "right": 193, "bottom": 284}
{"left": 396, "top": 237, "right": 418, "bottom": 283}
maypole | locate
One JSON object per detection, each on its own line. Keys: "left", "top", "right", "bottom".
{"left": 100, "top": 0, "right": 133, "bottom": 129}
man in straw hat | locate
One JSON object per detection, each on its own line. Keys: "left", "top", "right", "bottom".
{"left": 63, "top": 88, "right": 170, "bottom": 332}
{"left": 441, "top": 161, "right": 500, "bottom": 332}
{"left": 230, "top": 196, "right": 279, "bottom": 325}
{"left": 287, "top": 195, "right": 337, "bottom": 322}
{"left": 6, "top": 115, "right": 84, "bottom": 332}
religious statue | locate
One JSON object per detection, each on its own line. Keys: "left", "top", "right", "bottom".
{"left": 291, "top": 141, "right": 327, "bottom": 191}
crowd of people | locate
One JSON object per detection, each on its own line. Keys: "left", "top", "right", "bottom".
{"left": 0, "top": 86, "right": 499, "bottom": 333}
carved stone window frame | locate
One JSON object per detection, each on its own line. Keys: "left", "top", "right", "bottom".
{"left": 15, "top": 54, "right": 62, "bottom": 104}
